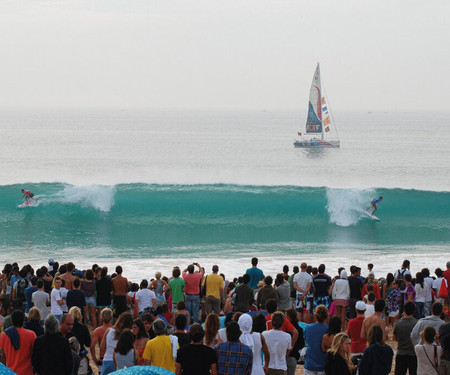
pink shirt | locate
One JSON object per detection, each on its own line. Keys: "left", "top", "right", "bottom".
{"left": 182, "top": 272, "right": 203, "bottom": 295}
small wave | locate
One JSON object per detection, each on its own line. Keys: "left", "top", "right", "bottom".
{"left": 49, "top": 185, "right": 115, "bottom": 212}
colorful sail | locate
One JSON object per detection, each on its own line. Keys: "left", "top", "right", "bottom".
{"left": 305, "top": 63, "right": 322, "bottom": 134}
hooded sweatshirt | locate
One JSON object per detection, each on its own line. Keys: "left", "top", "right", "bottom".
{"left": 358, "top": 343, "right": 393, "bottom": 375}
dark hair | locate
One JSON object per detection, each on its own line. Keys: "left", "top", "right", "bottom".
{"left": 402, "top": 260, "right": 410, "bottom": 268}
{"left": 114, "top": 329, "right": 135, "bottom": 355}
{"left": 318, "top": 264, "right": 326, "bottom": 274}
{"left": 113, "top": 312, "right": 134, "bottom": 339}
{"left": 285, "top": 308, "right": 298, "bottom": 324}
{"left": 140, "top": 279, "right": 148, "bottom": 289}
{"left": 432, "top": 302, "right": 443, "bottom": 316}
{"left": 435, "top": 268, "right": 443, "bottom": 278}
{"left": 85, "top": 269, "right": 94, "bottom": 281}
{"left": 264, "top": 276, "right": 273, "bottom": 285}
{"left": 252, "top": 313, "right": 266, "bottom": 333}
{"left": 404, "top": 274, "right": 412, "bottom": 282}
{"left": 368, "top": 263, "right": 374, "bottom": 270}
{"left": 283, "top": 265, "right": 289, "bottom": 274}
{"left": 275, "top": 274, "right": 285, "bottom": 286}
{"left": 293, "top": 266, "right": 299, "bottom": 274}
{"left": 212, "top": 265, "right": 219, "bottom": 273}
{"left": 176, "top": 301, "right": 186, "bottom": 310}
{"left": 189, "top": 323, "right": 205, "bottom": 343}
{"left": 374, "top": 299, "right": 386, "bottom": 312}
{"left": 251, "top": 257, "right": 258, "bottom": 266}
{"left": 386, "top": 273, "right": 394, "bottom": 287}
{"left": 416, "top": 272, "right": 424, "bottom": 289}
{"left": 421, "top": 268, "right": 430, "bottom": 278}
{"left": 130, "top": 283, "right": 139, "bottom": 292}
{"left": 115, "top": 266, "right": 123, "bottom": 274}
{"left": 423, "top": 326, "right": 436, "bottom": 344}
{"left": 368, "top": 292, "right": 376, "bottom": 303}
{"left": 133, "top": 318, "right": 148, "bottom": 339}
{"left": 73, "top": 278, "right": 80, "bottom": 288}
{"left": 187, "top": 264, "right": 195, "bottom": 273}
{"left": 30, "top": 276, "right": 38, "bottom": 286}
{"left": 175, "top": 314, "right": 187, "bottom": 330}
{"left": 368, "top": 325, "right": 384, "bottom": 345}
{"left": 312, "top": 267, "right": 318, "bottom": 275}
{"left": 271, "top": 311, "right": 285, "bottom": 329}
{"left": 66, "top": 262, "right": 75, "bottom": 272}
{"left": 172, "top": 268, "right": 181, "bottom": 278}
{"left": 242, "top": 274, "right": 250, "bottom": 284}
{"left": 37, "top": 279, "right": 44, "bottom": 289}
{"left": 11, "top": 310, "right": 25, "bottom": 327}
{"left": 101, "top": 267, "right": 108, "bottom": 279}
{"left": 327, "top": 316, "right": 341, "bottom": 335}
{"left": 226, "top": 321, "right": 241, "bottom": 342}
{"left": 266, "top": 299, "right": 277, "bottom": 314}
{"left": 403, "top": 301, "right": 415, "bottom": 316}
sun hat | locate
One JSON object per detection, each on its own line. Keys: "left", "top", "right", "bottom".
{"left": 356, "top": 301, "right": 367, "bottom": 311}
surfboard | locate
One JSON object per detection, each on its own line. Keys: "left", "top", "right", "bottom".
{"left": 17, "top": 201, "right": 36, "bottom": 208}
{"left": 360, "top": 209, "right": 380, "bottom": 221}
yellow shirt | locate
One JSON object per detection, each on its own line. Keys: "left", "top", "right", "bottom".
{"left": 202, "top": 273, "right": 223, "bottom": 299}
{"left": 143, "top": 335, "right": 175, "bottom": 372}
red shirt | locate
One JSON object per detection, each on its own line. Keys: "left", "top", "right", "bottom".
{"left": 443, "top": 270, "right": 450, "bottom": 293}
{"left": 347, "top": 316, "right": 366, "bottom": 354}
{"left": 265, "top": 314, "right": 295, "bottom": 333}
{"left": 361, "top": 283, "right": 381, "bottom": 300}
{"left": 182, "top": 271, "right": 203, "bottom": 295}
{"left": 0, "top": 327, "right": 36, "bottom": 375}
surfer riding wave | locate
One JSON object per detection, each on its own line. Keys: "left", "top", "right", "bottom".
{"left": 371, "top": 196, "right": 383, "bottom": 215}
{"left": 21, "top": 189, "right": 35, "bottom": 203}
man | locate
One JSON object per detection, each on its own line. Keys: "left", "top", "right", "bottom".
{"left": 233, "top": 273, "right": 254, "bottom": 313}
{"left": 32, "top": 314, "right": 73, "bottom": 375}
{"left": 51, "top": 277, "right": 65, "bottom": 321}
{"left": 293, "top": 262, "right": 312, "bottom": 322}
{"left": 169, "top": 268, "right": 186, "bottom": 312}
{"left": 444, "top": 261, "right": 450, "bottom": 295}
{"left": 135, "top": 279, "right": 157, "bottom": 314}
{"left": 257, "top": 276, "right": 278, "bottom": 310}
{"left": 59, "top": 313, "right": 75, "bottom": 339}
{"left": 0, "top": 310, "right": 36, "bottom": 375}
{"left": 24, "top": 276, "right": 38, "bottom": 313}
{"left": 176, "top": 323, "right": 218, "bottom": 375}
{"left": 66, "top": 278, "right": 86, "bottom": 312}
{"left": 348, "top": 266, "right": 363, "bottom": 320}
{"left": 60, "top": 262, "right": 76, "bottom": 290}
{"left": 265, "top": 299, "right": 298, "bottom": 350}
{"left": 347, "top": 300, "right": 367, "bottom": 357}
{"left": 393, "top": 301, "right": 417, "bottom": 375}
{"left": 246, "top": 257, "right": 265, "bottom": 290}
{"left": 313, "top": 264, "right": 331, "bottom": 309}
{"left": 410, "top": 302, "right": 445, "bottom": 345}
{"left": 111, "top": 265, "right": 128, "bottom": 317}
{"left": 21, "top": 189, "right": 35, "bottom": 203}
{"left": 13, "top": 268, "right": 29, "bottom": 310}
{"left": 202, "top": 265, "right": 223, "bottom": 315}
{"left": 215, "top": 321, "right": 253, "bottom": 375}
{"left": 32, "top": 279, "right": 50, "bottom": 322}
{"left": 182, "top": 262, "right": 203, "bottom": 323}
{"left": 143, "top": 319, "right": 177, "bottom": 372}
{"left": 361, "top": 299, "right": 388, "bottom": 342}
{"left": 371, "top": 196, "right": 383, "bottom": 215}
{"left": 262, "top": 311, "right": 291, "bottom": 375}
{"left": 421, "top": 268, "right": 434, "bottom": 317}
{"left": 90, "top": 308, "right": 113, "bottom": 369}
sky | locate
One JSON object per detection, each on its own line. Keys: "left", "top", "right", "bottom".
{"left": 1, "top": 0, "right": 449, "bottom": 111}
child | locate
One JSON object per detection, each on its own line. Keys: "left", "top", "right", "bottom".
{"left": 113, "top": 329, "right": 139, "bottom": 370}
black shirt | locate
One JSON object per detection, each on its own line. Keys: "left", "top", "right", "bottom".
{"left": 66, "top": 290, "right": 86, "bottom": 311}
{"left": 96, "top": 277, "right": 112, "bottom": 306}
{"left": 32, "top": 333, "right": 73, "bottom": 375}
{"left": 174, "top": 332, "right": 192, "bottom": 348}
{"left": 348, "top": 276, "right": 363, "bottom": 300}
{"left": 176, "top": 343, "right": 218, "bottom": 375}
{"left": 313, "top": 274, "right": 331, "bottom": 297}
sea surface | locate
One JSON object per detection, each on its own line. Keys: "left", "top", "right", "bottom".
{"left": 0, "top": 109, "right": 449, "bottom": 280}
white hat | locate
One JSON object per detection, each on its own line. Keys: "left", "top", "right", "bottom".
{"left": 48, "top": 258, "right": 55, "bottom": 265}
{"left": 355, "top": 301, "right": 366, "bottom": 311}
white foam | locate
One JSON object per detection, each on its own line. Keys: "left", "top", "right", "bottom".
{"left": 54, "top": 185, "right": 115, "bottom": 212}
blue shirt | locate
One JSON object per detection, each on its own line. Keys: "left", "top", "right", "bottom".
{"left": 215, "top": 341, "right": 253, "bottom": 375}
{"left": 24, "top": 286, "right": 38, "bottom": 313}
{"left": 246, "top": 267, "right": 265, "bottom": 289}
{"left": 305, "top": 323, "right": 328, "bottom": 371}
{"left": 372, "top": 198, "right": 381, "bottom": 204}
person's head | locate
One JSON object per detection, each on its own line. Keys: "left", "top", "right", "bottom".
{"left": 114, "top": 312, "right": 134, "bottom": 339}
{"left": 187, "top": 264, "right": 195, "bottom": 273}
{"left": 212, "top": 265, "right": 219, "bottom": 273}
{"left": 404, "top": 273, "right": 412, "bottom": 283}
{"left": 60, "top": 313, "right": 74, "bottom": 335}
{"left": 367, "top": 292, "right": 376, "bottom": 303}
{"left": 293, "top": 266, "right": 299, "bottom": 274}
{"left": 85, "top": 269, "right": 94, "bottom": 281}
{"left": 152, "top": 319, "right": 167, "bottom": 336}
{"left": 175, "top": 314, "right": 187, "bottom": 331}
{"left": 355, "top": 300, "right": 366, "bottom": 315}
{"left": 242, "top": 273, "right": 250, "bottom": 284}
{"left": 271, "top": 311, "right": 285, "bottom": 329}
{"left": 318, "top": 264, "right": 326, "bottom": 274}
{"left": 402, "top": 260, "right": 410, "bottom": 269}
{"left": 252, "top": 313, "right": 267, "bottom": 333}
{"left": 329, "top": 332, "right": 353, "bottom": 371}
{"left": 142, "top": 313, "right": 154, "bottom": 332}
{"left": 431, "top": 302, "right": 443, "bottom": 316}
{"left": 189, "top": 323, "right": 205, "bottom": 343}
{"left": 140, "top": 279, "right": 148, "bottom": 289}
{"left": 403, "top": 301, "right": 416, "bottom": 316}
{"left": 275, "top": 273, "right": 285, "bottom": 286}
{"left": 422, "top": 326, "right": 436, "bottom": 344}
{"left": 421, "top": 268, "right": 430, "bottom": 278}
{"left": 54, "top": 277, "right": 62, "bottom": 289}
{"left": 300, "top": 262, "right": 307, "bottom": 270}
{"left": 172, "top": 268, "right": 181, "bottom": 278}
{"left": 66, "top": 262, "right": 75, "bottom": 272}
{"left": 282, "top": 265, "right": 289, "bottom": 274}
{"left": 21, "top": 189, "right": 24, "bottom": 192}
{"left": 36, "top": 279, "right": 44, "bottom": 289}
{"left": 379, "top": 197, "right": 383, "bottom": 201}
{"left": 265, "top": 299, "right": 277, "bottom": 314}
{"left": 115, "top": 329, "right": 135, "bottom": 355}
{"left": 285, "top": 308, "right": 298, "bottom": 324}
{"left": 314, "top": 305, "right": 329, "bottom": 323}
{"left": 11, "top": 310, "right": 25, "bottom": 328}
{"left": 132, "top": 318, "right": 147, "bottom": 339}
{"left": 176, "top": 300, "right": 186, "bottom": 311}
{"left": 264, "top": 275, "right": 273, "bottom": 286}
{"left": 340, "top": 269, "right": 348, "bottom": 279}
{"left": 69, "top": 306, "right": 83, "bottom": 322}
{"left": 327, "top": 316, "right": 341, "bottom": 335}
{"left": 446, "top": 261, "right": 450, "bottom": 270}
{"left": 44, "top": 314, "right": 59, "bottom": 335}
{"left": 251, "top": 257, "right": 258, "bottom": 266}
{"left": 226, "top": 321, "right": 241, "bottom": 342}
{"left": 374, "top": 299, "right": 386, "bottom": 313}
{"left": 100, "top": 308, "right": 113, "bottom": 324}
{"left": 368, "top": 325, "right": 384, "bottom": 345}
{"left": 368, "top": 263, "right": 374, "bottom": 271}
{"left": 204, "top": 313, "right": 220, "bottom": 345}
{"left": 28, "top": 307, "right": 41, "bottom": 322}
{"left": 73, "top": 278, "right": 81, "bottom": 289}
{"left": 435, "top": 268, "right": 443, "bottom": 278}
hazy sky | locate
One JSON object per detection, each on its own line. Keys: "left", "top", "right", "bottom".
{"left": 1, "top": 0, "right": 449, "bottom": 111}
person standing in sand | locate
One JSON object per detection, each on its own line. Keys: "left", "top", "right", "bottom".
{"left": 112, "top": 266, "right": 128, "bottom": 318}
{"left": 246, "top": 257, "right": 265, "bottom": 291}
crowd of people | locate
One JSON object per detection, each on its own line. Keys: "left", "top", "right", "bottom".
{"left": 0, "top": 257, "right": 449, "bottom": 375}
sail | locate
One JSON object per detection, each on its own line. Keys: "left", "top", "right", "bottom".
{"left": 305, "top": 63, "right": 322, "bottom": 134}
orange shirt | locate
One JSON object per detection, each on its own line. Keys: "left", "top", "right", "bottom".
{"left": 0, "top": 327, "right": 36, "bottom": 375}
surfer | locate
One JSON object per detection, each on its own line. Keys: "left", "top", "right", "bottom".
{"left": 21, "top": 189, "right": 35, "bottom": 203}
{"left": 371, "top": 196, "right": 383, "bottom": 215}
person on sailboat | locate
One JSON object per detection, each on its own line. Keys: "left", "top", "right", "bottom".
{"left": 21, "top": 189, "right": 35, "bottom": 203}
{"left": 371, "top": 196, "right": 383, "bottom": 215}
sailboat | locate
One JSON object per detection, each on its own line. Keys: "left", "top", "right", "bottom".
{"left": 294, "top": 63, "right": 340, "bottom": 148}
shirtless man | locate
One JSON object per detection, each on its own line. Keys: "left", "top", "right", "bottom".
{"left": 371, "top": 196, "right": 383, "bottom": 215}
{"left": 361, "top": 299, "right": 388, "bottom": 342}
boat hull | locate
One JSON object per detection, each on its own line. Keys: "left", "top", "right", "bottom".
{"left": 294, "top": 140, "right": 340, "bottom": 148}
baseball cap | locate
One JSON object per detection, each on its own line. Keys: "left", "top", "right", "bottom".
{"left": 73, "top": 270, "right": 83, "bottom": 277}
{"left": 356, "top": 301, "right": 366, "bottom": 311}
{"left": 48, "top": 258, "right": 55, "bottom": 266}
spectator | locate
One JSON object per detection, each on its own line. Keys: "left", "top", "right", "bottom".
{"left": 182, "top": 262, "right": 203, "bottom": 323}
{"left": 359, "top": 325, "right": 393, "bottom": 375}
{"left": 415, "top": 326, "right": 442, "bottom": 374}
{"left": 234, "top": 273, "right": 254, "bottom": 313}
{"left": 246, "top": 257, "right": 265, "bottom": 290}
{"left": 347, "top": 300, "right": 367, "bottom": 358}
{"left": 393, "top": 301, "right": 417, "bottom": 375}
{"left": 202, "top": 265, "right": 223, "bottom": 315}
{"left": 23, "top": 306, "right": 44, "bottom": 337}
{"left": 411, "top": 302, "right": 445, "bottom": 346}
{"left": 143, "top": 319, "right": 177, "bottom": 372}
{"left": 324, "top": 332, "right": 356, "bottom": 375}
{"left": 304, "top": 305, "right": 329, "bottom": 374}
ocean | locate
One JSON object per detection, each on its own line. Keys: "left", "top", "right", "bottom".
{"left": 0, "top": 109, "right": 449, "bottom": 280}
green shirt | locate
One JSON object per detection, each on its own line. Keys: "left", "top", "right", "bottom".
{"left": 169, "top": 277, "right": 185, "bottom": 304}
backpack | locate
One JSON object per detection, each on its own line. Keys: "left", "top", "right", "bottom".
{"left": 397, "top": 269, "right": 407, "bottom": 291}
{"left": 16, "top": 278, "right": 29, "bottom": 301}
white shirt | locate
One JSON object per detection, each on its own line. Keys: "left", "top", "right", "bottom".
{"left": 415, "top": 283, "right": 428, "bottom": 303}
{"left": 414, "top": 343, "right": 442, "bottom": 375}
{"left": 262, "top": 329, "right": 291, "bottom": 370}
{"left": 364, "top": 304, "right": 375, "bottom": 317}
{"left": 32, "top": 290, "right": 50, "bottom": 319}
{"left": 432, "top": 277, "right": 446, "bottom": 296}
{"left": 293, "top": 272, "right": 312, "bottom": 294}
{"left": 135, "top": 288, "right": 156, "bottom": 313}
{"left": 424, "top": 277, "right": 433, "bottom": 302}
{"left": 50, "top": 288, "right": 63, "bottom": 315}
{"left": 332, "top": 279, "right": 350, "bottom": 300}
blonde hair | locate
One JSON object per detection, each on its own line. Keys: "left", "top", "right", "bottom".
{"left": 69, "top": 306, "right": 83, "bottom": 322}
{"left": 155, "top": 271, "right": 162, "bottom": 279}
{"left": 27, "top": 307, "right": 41, "bottom": 322}
{"left": 329, "top": 332, "right": 353, "bottom": 372}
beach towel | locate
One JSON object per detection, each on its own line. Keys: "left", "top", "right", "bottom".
{"left": 4, "top": 327, "right": 20, "bottom": 350}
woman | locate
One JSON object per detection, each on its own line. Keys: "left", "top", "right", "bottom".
{"left": 304, "top": 305, "right": 329, "bottom": 375}
{"left": 131, "top": 318, "right": 149, "bottom": 365}
{"left": 100, "top": 312, "right": 134, "bottom": 375}
{"left": 223, "top": 282, "right": 235, "bottom": 315}
{"left": 172, "top": 300, "right": 190, "bottom": 326}
{"left": 286, "top": 308, "right": 305, "bottom": 375}
{"left": 325, "top": 332, "right": 356, "bottom": 375}
{"left": 385, "top": 279, "right": 401, "bottom": 328}
{"left": 332, "top": 270, "right": 350, "bottom": 331}
{"left": 24, "top": 307, "right": 44, "bottom": 337}
{"left": 81, "top": 269, "right": 97, "bottom": 327}
{"left": 69, "top": 306, "right": 92, "bottom": 375}
{"left": 113, "top": 329, "right": 139, "bottom": 370}
{"left": 415, "top": 326, "right": 442, "bottom": 375}
{"left": 322, "top": 316, "right": 342, "bottom": 352}
{"left": 203, "top": 312, "right": 221, "bottom": 348}
{"left": 149, "top": 271, "right": 169, "bottom": 306}
{"left": 276, "top": 273, "right": 292, "bottom": 311}
{"left": 415, "top": 272, "right": 427, "bottom": 319}
{"left": 238, "top": 313, "right": 268, "bottom": 375}
{"left": 359, "top": 325, "right": 393, "bottom": 375}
